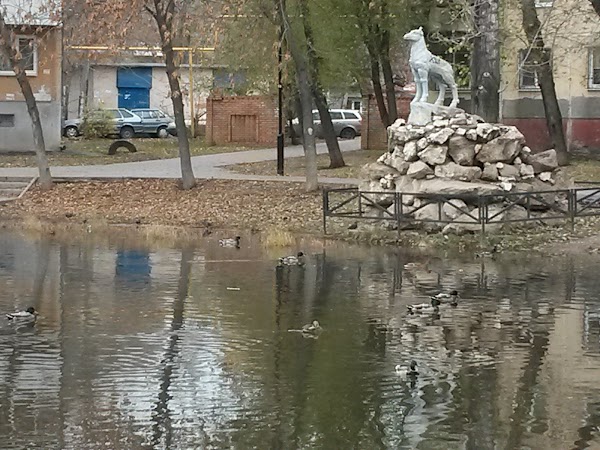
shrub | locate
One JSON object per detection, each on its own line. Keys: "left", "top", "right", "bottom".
{"left": 81, "top": 109, "right": 113, "bottom": 138}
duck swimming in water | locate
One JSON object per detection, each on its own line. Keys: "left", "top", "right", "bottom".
{"left": 288, "top": 320, "right": 321, "bottom": 335}
{"left": 395, "top": 360, "right": 418, "bottom": 379}
{"left": 219, "top": 236, "right": 241, "bottom": 248}
{"left": 431, "top": 290, "right": 459, "bottom": 306}
{"left": 6, "top": 307, "right": 38, "bottom": 322}
{"left": 278, "top": 252, "right": 305, "bottom": 266}
{"left": 407, "top": 298, "right": 441, "bottom": 314}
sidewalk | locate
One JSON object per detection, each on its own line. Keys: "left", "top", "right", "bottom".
{"left": 0, "top": 138, "right": 361, "bottom": 185}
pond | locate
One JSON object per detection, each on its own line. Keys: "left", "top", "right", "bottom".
{"left": 0, "top": 232, "right": 599, "bottom": 449}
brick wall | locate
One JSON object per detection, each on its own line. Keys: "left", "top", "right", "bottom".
{"left": 361, "top": 92, "right": 413, "bottom": 151}
{"left": 205, "top": 95, "right": 278, "bottom": 146}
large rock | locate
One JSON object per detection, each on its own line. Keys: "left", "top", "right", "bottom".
{"left": 448, "top": 136, "right": 476, "bottom": 165}
{"left": 476, "top": 123, "right": 500, "bottom": 141}
{"left": 442, "top": 206, "right": 503, "bottom": 235}
{"left": 481, "top": 163, "right": 499, "bottom": 181}
{"left": 388, "top": 156, "right": 410, "bottom": 175}
{"left": 403, "top": 140, "right": 419, "bottom": 161}
{"left": 416, "top": 179, "right": 504, "bottom": 197}
{"left": 434, "top": 162, "right": 482, "bottom": 181}
{"left": 442, "top": 199, "right": 469, "bottom": 220}
{"left": 428, "top": 127, "right": 454, "bottom": 145}
{"left": 418, "top": 144, "right": 448, "bottom": 165}
{"left": 526, "top": 149, "right": 558, "bottom": 173}
{"left": 360, "top": 162, "right": 399, "bottom": 181}
{"left": 519, "top": 164, "right": 535, "bottom": 179}
{"left": 476, "top": 127, "right": 525, "bottom": 164}
{"left": 407, "top": 161, "right": 433, "bottom": 179}
{"left": 498, "top": 163, "right": 520, "bottom": 179}
{"left": 413, "top": 203, "right": 446, "bottom": 232}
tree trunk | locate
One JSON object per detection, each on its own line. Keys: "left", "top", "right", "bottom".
{"left": 369, "top": 54, "right": 389, "bottom": 127}
{"left": 280, "top": 0, "right": 318, "bottom": 191}
{"left": 471, "top": 0, "right": 500, "bottom": 122}
{"left": 298, "top": 0, "right": 345, "bottom": 168}
{"left": 152, "top": 0, "right": 196, "bottom": 189}
{"left": 380, "top": 29, "right": 398, "bottom": 125}
{"left": 0, "top": 13, "right": 52, "bottom": 188}
{"left": 520, "top": 0, "right": 568, "bottom": 165}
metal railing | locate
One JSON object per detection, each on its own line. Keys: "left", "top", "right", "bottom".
{"left": 322, "top": 184, "right": 600, "bottom": 236}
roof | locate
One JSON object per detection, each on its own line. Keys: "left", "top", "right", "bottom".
{"left": 0, "top": 0, "right": 59, "bottom": 26}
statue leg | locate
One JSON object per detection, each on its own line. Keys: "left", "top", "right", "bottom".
{"left": 417, "top": 69, "right": 429, "bottom": 103}
{"left": 411, "top": 68, "right": 421, "bottom": 104}
{"left": 435, "top": 82, "right": 446, "bottom": 106}
{"left": 449, "top": 82, "right": 459, "bottom": 108}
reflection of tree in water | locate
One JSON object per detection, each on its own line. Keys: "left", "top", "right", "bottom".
{"left": 150, "top": 247, "right": 202, "bottom": 448}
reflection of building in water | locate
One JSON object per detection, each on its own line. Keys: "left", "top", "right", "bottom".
{"left": 115, "top": 250, "right": 152, "bottom": 287}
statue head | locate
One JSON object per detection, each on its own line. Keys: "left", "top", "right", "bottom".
{"left": 403, "top": 27, "right": 424, "bottom": 42}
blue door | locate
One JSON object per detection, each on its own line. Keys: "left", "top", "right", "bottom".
{"left": 118, "top": 87, "right": 150, "bottom": 109}
{"left": 117, "top": 67, "right": 152, "bottom": 109}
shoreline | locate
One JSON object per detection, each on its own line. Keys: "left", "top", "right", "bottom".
{"left": 0, "top": 178, "right": 598, "bottom": 255}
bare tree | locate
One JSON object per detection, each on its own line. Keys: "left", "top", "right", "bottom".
{"left": 144, "top": 0, "right": 196, "bottom": 189}
{"left": 279, "top": 0, "right": 318, "bottom": 191}
{"left": 471, "top": 0, "right": 500, "bottom": 122}
{"left": 0, "top": 11, "right": 52, "bottom": 188}
{"left": 519, "top": 0, "right": 568, "bottom": 165}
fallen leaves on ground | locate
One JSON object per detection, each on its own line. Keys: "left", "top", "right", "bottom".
{"left": 0, "top": 179, "right": 325, "bottom": 232}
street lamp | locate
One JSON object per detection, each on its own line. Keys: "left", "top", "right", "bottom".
{"left": 277, "top": 24, "right": 284, "bottom": 176}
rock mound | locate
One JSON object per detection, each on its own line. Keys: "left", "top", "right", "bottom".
{"left": 360, "top": 108, "right": 571, "bottom": 234}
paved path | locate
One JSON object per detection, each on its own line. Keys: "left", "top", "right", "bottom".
{"left": 0, "top": 138, "right": 361, "bottom": 185}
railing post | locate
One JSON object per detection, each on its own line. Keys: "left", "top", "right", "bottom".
{"left": 358, "top": 191, "right": 363, "bottom": 218}
{"left": 322, "top": 189, "right": 328, "bottom": 235}
{"left": 569, "top": 189, "right": 575, "bottom": 232}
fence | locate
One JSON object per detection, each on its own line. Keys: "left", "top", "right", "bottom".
{"left": 322, "top": 184, "right": 600, "bottom": 237}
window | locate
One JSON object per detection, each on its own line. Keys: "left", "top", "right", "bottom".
{"left": 120, "top": 109, "right": 134, "bottom": 118}
{"left": 329, "top": 111, "right": 343, "bottom": 120}
{"left": 589, "top": 48, "right": 600, "bottom": 89}
{"left": 0, "top": 114, "right": 15, "bottom": 127}
{"left": 343, "top": 111, "right": 359, "bottom": 120}
{"left": 518, "top": 49, "right": 551, "bottom": 90}
{"left": 0, "top": 36, "right": 36, "bottom": 75}
{"left": 105, "top": 110, "right": 121, "bottom": 119}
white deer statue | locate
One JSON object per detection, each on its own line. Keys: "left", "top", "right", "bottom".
{"left": 403, "top": 27, "right": 459, "bottom": 108}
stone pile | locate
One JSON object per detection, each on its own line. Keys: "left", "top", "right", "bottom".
{"left": 360, "top": 107, "right": 570, "bottom": 234}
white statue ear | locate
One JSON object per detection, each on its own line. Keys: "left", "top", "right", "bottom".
{"left": 418, "top": 26, "right": 423, "bottom": 31}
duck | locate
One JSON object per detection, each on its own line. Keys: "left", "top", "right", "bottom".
{"left": 431, "top": 290, "right": 459, "bottom": 306}
{"left": 278, "top": 252, "right": 305, "bottom": 266}
{"left": 219, "top": 236, "right": 241, "bottom": 248}
{"left": 395, "top": 360, "right": 418, "bottom": 379}
{"left": 407, "top": 297, "right": 441, "bottom": 314}
{"left": 6, "top": 306, "right": 38, "bottom": 321}
{"left": 288, "top": 320, "right": 322, "bottom": 334}
{"left": 302, "top": 320, "right": 321, "bottom": 333}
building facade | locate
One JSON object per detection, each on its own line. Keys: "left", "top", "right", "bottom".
{"left": 0, "top": 1, "right": 62, "bottom": 152}
{"left": 501, "top": 0, "right": 600, "bottom": 151}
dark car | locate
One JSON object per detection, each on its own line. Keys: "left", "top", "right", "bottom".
{"left": 130, "top": 108, "right": 176, "bottom": 137}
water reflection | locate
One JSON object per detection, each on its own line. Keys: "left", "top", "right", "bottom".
{"left": 0, "top": 233, "right": 599, "bottom": 448}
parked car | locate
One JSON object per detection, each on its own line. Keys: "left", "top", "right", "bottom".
{"left": 63, "top": 108, "right": 143, "bottom": 139}
{"left": 292, "top": 109, "right": 362, "bottom": 139}
{"left": 130, "top": 108, "right": 176, "bottom": 137}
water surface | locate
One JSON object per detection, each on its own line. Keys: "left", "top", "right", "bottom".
{"left": 0, "top": 233, "right": 599, "bottom": 449}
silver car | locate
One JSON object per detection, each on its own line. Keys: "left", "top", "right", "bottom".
{"left": 292, "top": 109, "right": 362, "bottom": 139}
{"left": 63, "top": 108, "right": 143, "bottom": 139}
{"left": 130, "top": 108, "right": 176, "bottom": 138}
